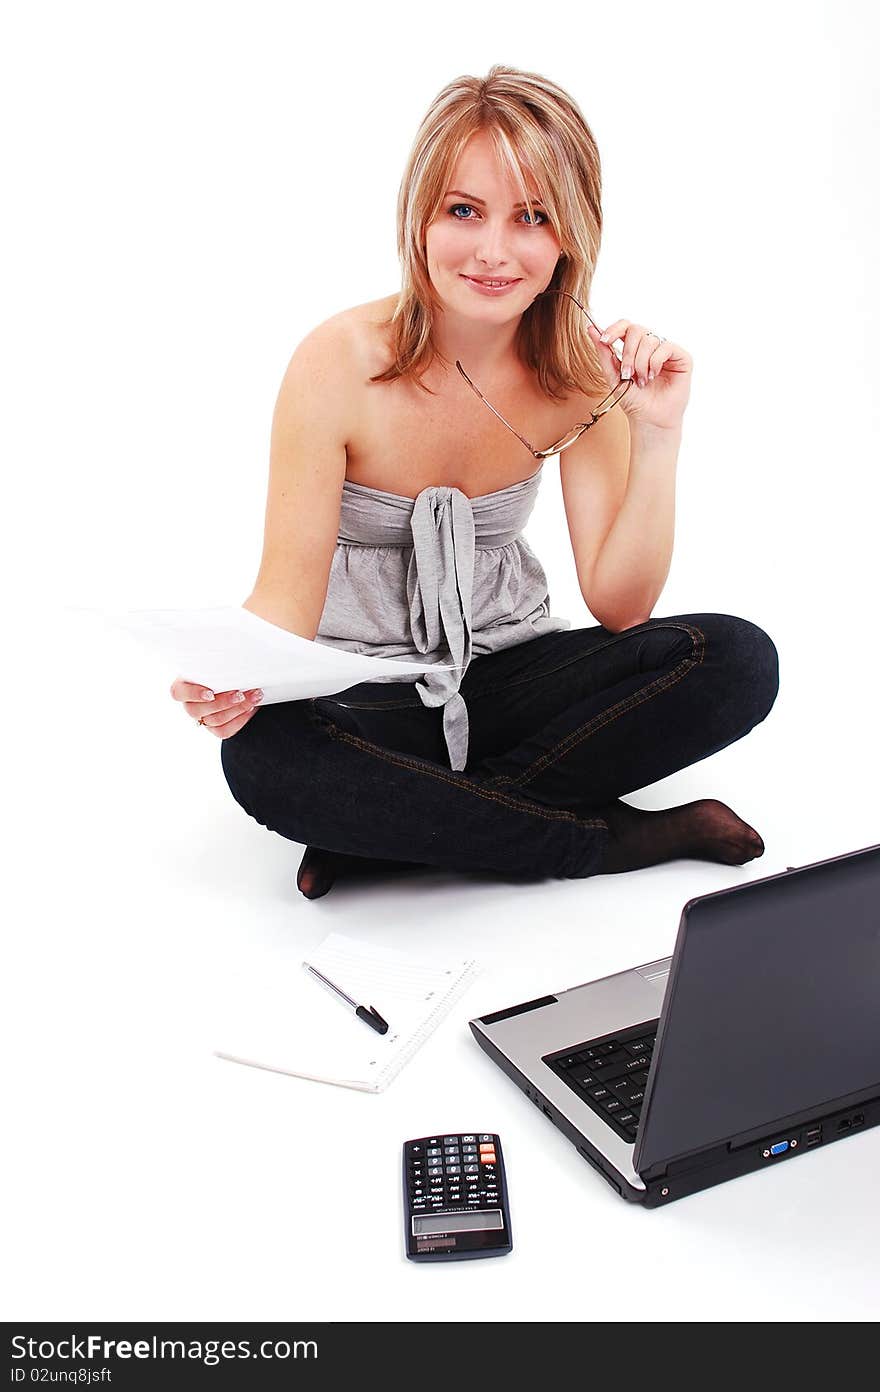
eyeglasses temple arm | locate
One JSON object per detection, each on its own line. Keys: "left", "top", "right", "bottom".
{"left": 590, "top": 377, "right": 633, "bottom": 420}
{"left": 455, "top": 361, "right": 543, "bottom": 458}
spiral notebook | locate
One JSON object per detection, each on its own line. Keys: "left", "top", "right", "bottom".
{"left": 215, "top": 932, "right": 479, "bottom": 1093}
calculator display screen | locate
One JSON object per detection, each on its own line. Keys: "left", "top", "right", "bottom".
{"left": 413, "top": 1211, "right": 504, "bottom": 1236}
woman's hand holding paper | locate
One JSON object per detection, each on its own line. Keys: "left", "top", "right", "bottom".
{"left": 170, "top": 679, "right": 264, "bottom": 738}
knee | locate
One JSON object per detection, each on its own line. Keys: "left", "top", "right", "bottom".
{"left": 220, "top": 727, "right": 261, "bottom": 819}
{"left": 219, "top": 704, "right": 323, "bottom": 843}
{"left": 219, "top": 709, "right": 287, "bottom": 824}
{"left": 698, "top": 613, "right": 780, "bottom": 724}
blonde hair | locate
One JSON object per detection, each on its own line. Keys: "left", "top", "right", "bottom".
{"left": 370, "top": 64, "right": 606, "bottom": 402}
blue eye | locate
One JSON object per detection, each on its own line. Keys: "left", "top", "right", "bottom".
{"left": 448, "top": 203, "right": 548, "bottom": 227}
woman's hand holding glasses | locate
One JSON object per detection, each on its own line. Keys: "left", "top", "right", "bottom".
{"left": 456, "top": 292, "right": 693, "bottom": 456}
{"left": 587, "top": 318, "right": 692, "bottom": 433}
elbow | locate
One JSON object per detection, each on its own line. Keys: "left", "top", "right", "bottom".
{"left": 242, "top": 589, "right": 320, "bottom": 640}
{"left": 588, "top": 606, "right": 652, "bottom": 634}
{"left": 583, "top": 580, "right": 654, "bottom": 634}
{"left": 603, "top": 619, "right": 650, "bottom": 634}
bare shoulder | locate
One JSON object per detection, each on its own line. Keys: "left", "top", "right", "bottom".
{"left": 284, "top": 293, "right": 398, "bottom": 400}
{"left": 335, "top": 292, "right": 400, "bottom": 375}
{"left": 272, "top": 298, "right": 390, "bottom": 448}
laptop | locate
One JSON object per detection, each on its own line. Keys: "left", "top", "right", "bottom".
{"left": 469, "top": 843, "right": 880, "bottom": 1206}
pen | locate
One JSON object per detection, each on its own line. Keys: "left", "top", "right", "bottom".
{"left": 303, "top": 962, "right": 390, "bottom": 1035}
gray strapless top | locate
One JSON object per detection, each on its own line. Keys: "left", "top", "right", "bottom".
{"left": 315, "top": 464, "right": 570, "bottom": 771}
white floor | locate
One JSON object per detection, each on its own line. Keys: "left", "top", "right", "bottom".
{"left": 6, "top": 609, "right": 879, "bottom": 1323}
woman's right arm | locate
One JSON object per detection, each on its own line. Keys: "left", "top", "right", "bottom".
{"left": 171, "top": 315, "right": 360, "bottom": 737}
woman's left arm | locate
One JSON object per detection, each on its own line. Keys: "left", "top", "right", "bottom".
{"left": 560, "top": 319, "right": 692, "bottom": 632}
{"left": 585, "top": 417, "right": 682, "bottom": 631}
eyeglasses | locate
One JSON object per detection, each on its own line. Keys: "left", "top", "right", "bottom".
{"left": 455, "top": 289, "right": 633, "bottom": 460}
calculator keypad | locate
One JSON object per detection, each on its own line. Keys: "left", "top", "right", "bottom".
{"left": 406, "top": 1134, "right": 502, "bottom": 1212}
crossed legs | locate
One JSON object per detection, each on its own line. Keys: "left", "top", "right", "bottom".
{"left": 221, "top": 614, "right": 780, "bottom": 898}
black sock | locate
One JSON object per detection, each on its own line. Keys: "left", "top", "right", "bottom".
{"left": 296, "top": 846, "right": 425, "bottom": 899}
{"left": 594, "top": 798, "right": 765, "bottom": 875}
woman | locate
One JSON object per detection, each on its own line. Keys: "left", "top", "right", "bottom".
{"left": 171, "top": 65, "right": 779, "bottom": 899}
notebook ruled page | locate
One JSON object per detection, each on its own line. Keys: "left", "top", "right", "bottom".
{"left": 215, "top": 932, "right": 478, "bottom": 1091}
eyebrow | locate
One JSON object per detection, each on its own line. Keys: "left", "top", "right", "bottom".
{"left": 445, "top": 189, "right": 546, "bottom": 208}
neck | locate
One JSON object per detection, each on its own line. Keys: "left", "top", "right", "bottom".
{"left": 430, "top": 301, "right": 524, "bottom": 380}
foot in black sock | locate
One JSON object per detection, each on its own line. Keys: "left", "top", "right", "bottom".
{"left": 296, "top": 846, "right": 426, "bottom": 899}
{"left": 594, "top": 797, "right": 765, "bottom": 875}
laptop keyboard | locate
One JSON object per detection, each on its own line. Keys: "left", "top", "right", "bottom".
{"left": 543, "top": 1019, "right": 659, "bottom": 1145}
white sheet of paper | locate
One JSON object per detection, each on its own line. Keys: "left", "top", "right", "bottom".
{"left": 86, "top": 604, "right": 457, "bottom": 703}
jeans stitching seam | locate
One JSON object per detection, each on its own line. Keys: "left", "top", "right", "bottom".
{"left": 465, "top": 623, "right": 698, "bottom": 707}
{"left": 501, "top": 621, "right": 707, "bottom": 787}
{"left": 321, "top": 621, "right": 698, "bottom": 710}
{"left": 324, "top": 698, "right": 423, "bottom": 710}
{"left": 321, "top": 725, "right": 607, "bottom": 830}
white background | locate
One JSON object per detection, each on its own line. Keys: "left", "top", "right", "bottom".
{"left": 4, "top": 0, "right": 879, "bottom": 1323}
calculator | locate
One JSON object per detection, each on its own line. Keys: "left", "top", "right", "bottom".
{"left": 403, "top": 1133, "right": 513, "bottom": 1261}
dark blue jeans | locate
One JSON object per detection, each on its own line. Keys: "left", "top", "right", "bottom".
{"left": 220, "top": 613, "right": 779, "bottom": 880}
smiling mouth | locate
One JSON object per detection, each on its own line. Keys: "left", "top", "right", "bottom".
{"left": 461, "top": 276, "right": 522, "bottom": 287}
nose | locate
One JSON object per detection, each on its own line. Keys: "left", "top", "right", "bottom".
{"left": 474, "top": 218, "right": 514, "bottom": 270}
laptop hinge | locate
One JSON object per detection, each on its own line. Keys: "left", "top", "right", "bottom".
{"left": 663, "top": 1142, "right": 731, "bottom": 1177}
{"left": 639, "top": 1139, "right": 731, "bottom": 1182}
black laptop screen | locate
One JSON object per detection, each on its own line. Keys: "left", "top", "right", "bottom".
{"left": 635, "top": 848, "right": 880, "bottom": 1174}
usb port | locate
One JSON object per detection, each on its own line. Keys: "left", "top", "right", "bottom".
{"left": 770, "top": 1140, "right": 789, "bottom": 1155}
{"left": 805, "top": 1127, "right": 822, "bottom": 1146}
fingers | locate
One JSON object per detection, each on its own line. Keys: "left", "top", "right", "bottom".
{"left": 171, "top": 679, "right": 262, "bottom": 708}
{"left": 645, "top": 342, "right": 675, "bottom": 378}
{"left": 599, "top": 321, "right": 661, "bottom": 387}
{"left": 586, "top": 322, "right": 621, "bottom": 385}
{"left": 185, "top": 688, "right": 263, "bottom": 724}
{"left": 201, "top": 701, "right": 260, "bottom": 740}
{"left": 170, "top": 676, "right": 264, "bottom": 733}
{"left": 171, "top": 678, "right": 216, "bottom": 703}
{"left": 599, "top": 320, "right": 629, "bottom": 347}
{"left": 632, "top": 331, "right": 655, "bottom": 386}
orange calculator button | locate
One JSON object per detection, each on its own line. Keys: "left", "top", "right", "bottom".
{"left": 480, "top": 1151, "right": 496, "bottom": 1163}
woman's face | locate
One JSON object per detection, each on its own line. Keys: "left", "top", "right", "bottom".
{"left": 424, "top": 130, "right": 561, "bottom": 318}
